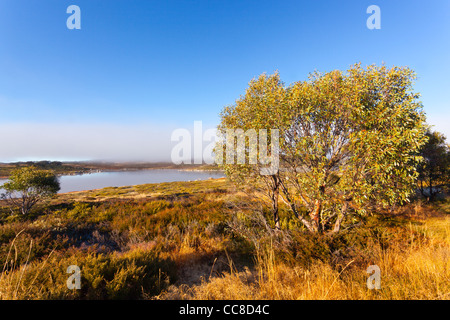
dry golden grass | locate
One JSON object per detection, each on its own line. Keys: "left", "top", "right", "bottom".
{"left": 159, "top": 214, "right": 450, "bottom": 300}
{"left": 1, "top": 178, "right": 448, "bottom": 300}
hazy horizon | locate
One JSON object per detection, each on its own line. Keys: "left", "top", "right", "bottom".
{"left": 1, "top": 1, "right": 449, "bottom": 162}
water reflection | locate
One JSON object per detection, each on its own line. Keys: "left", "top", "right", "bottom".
{"left": 0, "top": 169, "right": 225, "bottom": 194}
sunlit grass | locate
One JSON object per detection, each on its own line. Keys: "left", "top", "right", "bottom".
{"left": 0, "top": 178, "right": 448, "bottom": 300}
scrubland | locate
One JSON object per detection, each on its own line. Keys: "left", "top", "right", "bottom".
{"left": 0, "top": 178, "right": 448, "bottom": 300}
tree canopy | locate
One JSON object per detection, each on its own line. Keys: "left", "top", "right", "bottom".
{"left": 216, "top": 64, "right": 428, "bottom": 233}
{"left": 417, "top": 130, "right": 450, "bottom": 200}
{"left": 1, "top": 166, "right": 60, "bottom": 215}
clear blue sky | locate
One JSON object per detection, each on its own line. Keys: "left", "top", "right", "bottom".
{"left": 0, "top": 0, "right": 449, "bottom": 162}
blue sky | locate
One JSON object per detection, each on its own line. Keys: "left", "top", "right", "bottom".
{"left": 0, "top": 0, "right": 449, "bottom": 162}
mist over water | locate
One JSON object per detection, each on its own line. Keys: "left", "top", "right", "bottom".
{"left": 0, "top": 169, "right": 225, "bottom": 194}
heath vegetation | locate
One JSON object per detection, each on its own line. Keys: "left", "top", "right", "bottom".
{"left": 0, "top": 177, "right": 448, "bottom": 300}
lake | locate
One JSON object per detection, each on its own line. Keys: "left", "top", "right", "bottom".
{"left": 0, "top": 169, "right": 225, "bottom": 194}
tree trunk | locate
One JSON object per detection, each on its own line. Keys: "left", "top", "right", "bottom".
{"left": 271, "top": 175, "right": 280, "bottom": 230}
{"left": 21, "top": 196, "right": 27, "bottom": 215}
{"left": 428, "top": 173, "right": 434, "bottom": 202}
{"left": 310, "top": 199, "right": 322, "bottom": 233}
{"left": 331, "top": 202, "right": 348, "bottom": 233}
{"left": 420, "top": 179, "right": 424, "bottom": 197}
{"left": 278, "top": 181, "right": 315, "bottom": 232}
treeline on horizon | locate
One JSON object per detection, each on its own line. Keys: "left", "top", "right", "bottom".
{"left": 0, "top": 161, "right": 220, "bottom": 178}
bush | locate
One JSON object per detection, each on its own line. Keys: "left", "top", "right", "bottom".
{"left": 0, "top": 247, "right": 177, "bottom": 300}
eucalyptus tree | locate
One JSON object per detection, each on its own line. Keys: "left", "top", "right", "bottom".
{"left": 217, "top": 64, "right": 428, "bottom": 233}
{"left": 417, "top": 130, "right": 450, "bottom": 201}
{"left": 1, "top": 166, "right": 60, "bottom": 215}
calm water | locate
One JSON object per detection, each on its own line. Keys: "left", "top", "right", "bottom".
{"left": 0, "top": 169, "right": 225, "bottom": 194}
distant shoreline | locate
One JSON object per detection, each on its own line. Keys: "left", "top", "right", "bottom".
{"left": 54, "top": 167, "right": 224, "bottom": 178}
{"left": 0, "top": 161, "right": 223, "bottom": 179}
